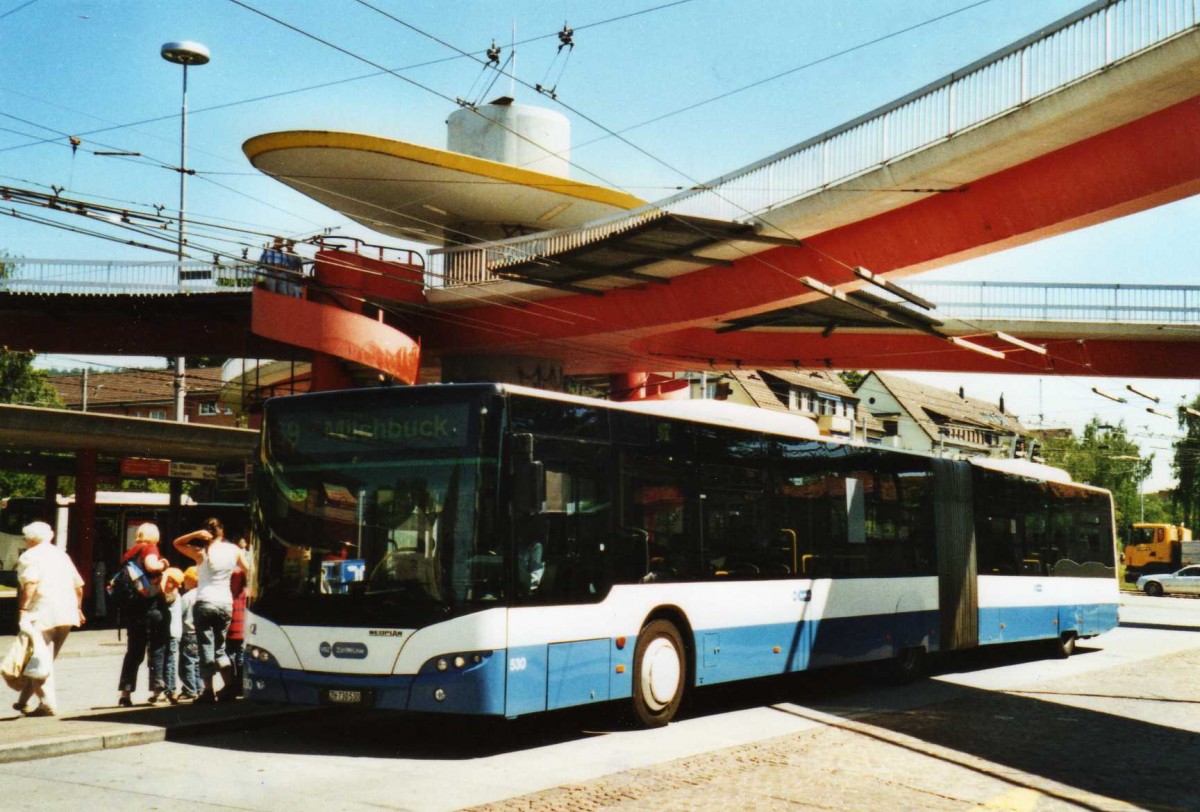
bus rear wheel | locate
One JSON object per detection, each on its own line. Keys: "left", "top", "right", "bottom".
{"left": 883, "top": 646, "right": 926, "bottom": 684}
{"left": 630, "top": 619, "right": 685, "bottom": 728}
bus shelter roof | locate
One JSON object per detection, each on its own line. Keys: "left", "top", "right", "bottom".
{"left": 0, "top": 404, "right": 259, "bottom": 463}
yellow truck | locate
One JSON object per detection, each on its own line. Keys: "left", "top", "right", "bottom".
{"left": 1123, "top": 523, "right": 1199, "bottom": 582}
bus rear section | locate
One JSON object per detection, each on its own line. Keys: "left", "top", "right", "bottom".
{"left": 245, "top": 384, "right": 1118, "bottom": 724}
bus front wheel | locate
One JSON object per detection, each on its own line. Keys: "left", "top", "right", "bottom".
{"left": 630, "top": 619, "right": 685, "bottom": 728}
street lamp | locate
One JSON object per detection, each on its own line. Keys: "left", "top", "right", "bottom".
{"left": 160, "top": 40, "right": 209, "bottom": 423}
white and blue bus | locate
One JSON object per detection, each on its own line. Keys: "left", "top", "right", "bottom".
{"left": 244, "top": 383, "right": 1118, "bottom": 726}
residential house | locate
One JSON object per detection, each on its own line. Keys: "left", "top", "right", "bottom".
{"left": 49, "top": 366, "right": 238, "bottom": 427}
{"left": 854, "top": 371, "right": 1026, "bottom": 458}
{"left": 688, "top": 369, "right": 882, "bottom": 441}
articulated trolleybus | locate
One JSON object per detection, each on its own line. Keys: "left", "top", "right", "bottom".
{"left": 244, "top": 384, "right": 1118, "bottom": 726}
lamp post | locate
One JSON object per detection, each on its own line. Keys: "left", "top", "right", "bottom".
{"left": 160, "top": 40, "right": 209, "bottom": 423}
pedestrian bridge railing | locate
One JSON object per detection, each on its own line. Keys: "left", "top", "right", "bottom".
{"left": 905, "top": 280, "right": 1200, "bottom": 324}
{"left": 0, "top": 259, "right": 258, "bottom": 295}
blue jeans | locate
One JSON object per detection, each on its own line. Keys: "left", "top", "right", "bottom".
{"left": 164, "top": 638, "right": 179, "bottom": 693}
{"left": 194, "top": 601, "right": 232, "bottom": 680}
{"left": 179, "top": 631, "right": 199, "bottom": 695}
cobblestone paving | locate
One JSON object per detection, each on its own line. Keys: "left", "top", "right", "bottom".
{"left": 467, "top": 648, "right": 1200, "bottom": 812}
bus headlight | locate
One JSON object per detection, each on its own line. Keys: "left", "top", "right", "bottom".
{"left": 246, "top": 645, "right": 278, "bottom": 666}
{"left": 425, "top": 651, "right": 492, "bottom": 673}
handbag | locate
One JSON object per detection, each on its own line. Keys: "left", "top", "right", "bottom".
{"left": 22, "top": 626, "right": 50, "bottom": 681}
{"left": 0, "top": 631, "right": 32, "bottom": 691}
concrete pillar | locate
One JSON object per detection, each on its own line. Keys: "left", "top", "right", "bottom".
{"left": 41, "top": 474, "right": 57, "bottom": 524}
{"left": 71, "top": 449, "right": 98, "bottom": 597}
{"left": 311, "top": 351, "right": 356, "bottom": 392}
{"left": 441, "top": 354, "right": 564, "bottom": 391}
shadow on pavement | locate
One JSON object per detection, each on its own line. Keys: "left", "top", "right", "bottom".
{"left": 1119, "top": 620, "right": 1200, "bottom": 632}
{"left": 160, "top": 640, "right": 1200, "bottom": 809}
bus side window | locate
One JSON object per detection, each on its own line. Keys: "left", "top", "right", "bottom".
{"left": 620, "top": 453, "right": 689, "bottom": 583}
{"left": 517, "top": 440, "right": 611, "bottom": 604}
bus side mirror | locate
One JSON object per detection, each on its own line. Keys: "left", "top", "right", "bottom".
{"left": 513, "top": 459, "right": 545, "bottom": 515}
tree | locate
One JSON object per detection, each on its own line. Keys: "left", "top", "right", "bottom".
{"left": 1040, "top": 418, "right": 1150, "bottom": 532}
{"left": 838, "top": 370, "right": 865, "bottom": 391}
{"left": 1173, "top": 396, "right": 1200, "bottom": 527}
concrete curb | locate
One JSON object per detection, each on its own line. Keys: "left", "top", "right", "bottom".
{"left": 0, "top": 705, "right": 320, "bottom": 764}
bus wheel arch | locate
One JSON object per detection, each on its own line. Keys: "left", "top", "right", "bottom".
{"left": 630, "top": 609, "right": 691, "bottom": 728}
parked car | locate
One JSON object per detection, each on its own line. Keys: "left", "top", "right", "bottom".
{"left": 1137, "top": 565, "right": 1200, "bottom": 597}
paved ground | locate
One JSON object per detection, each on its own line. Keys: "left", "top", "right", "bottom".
{"left": 0, "top": 596, "right": 1197, "bottom": 810}
{"left": 0, "top": 627, "right": 313, "bottom": 763}
{"left": 463, "top": 642, "right": 1200, "bottom": 812}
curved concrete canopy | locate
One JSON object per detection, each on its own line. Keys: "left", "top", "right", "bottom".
{"left": 243, "top": 131, "right": 643, "bottom": 246}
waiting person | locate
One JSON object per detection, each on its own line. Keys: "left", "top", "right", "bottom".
{"left": 173, "top": 518, "right": 249, "bottom": 703}
{"left": 259, "top": 236, "right": 304, "bottom": 297}
{"left": 117, "top": 523, "right": 169, "bottom": 708}
{"left": 13, "top": 521, "right": 85, "bottom": 717}
{"left": 155, "top": 568, "right": 185, "bottom": 705}
{"left": 177, "top": 567, "right": 200, "bottom": 700}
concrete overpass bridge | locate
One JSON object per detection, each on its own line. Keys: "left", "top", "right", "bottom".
{"left": 4, "top": 0, "right": 1200, "bottom": 385}
{"left": 3, "top": 259, "right": 1199, "bottom": 379}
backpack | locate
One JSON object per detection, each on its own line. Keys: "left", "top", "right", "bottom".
{"left": 105, "top": 556, "right": 157, "bottom": 607}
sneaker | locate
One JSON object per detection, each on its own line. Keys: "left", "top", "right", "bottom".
{"left": 26, "top": 705, "right": 55, "bottom": 717}
{"left": 147, "top": 692, "right": 162, "bottom": 705}
{"left": 12, "top": 702, "right": 28, "bottom": 715}
{"left": 165, "top": 691, "right": 180, "bottom": 705}
{"left": 117, "top": 695, "right": 133, "bottom": 708}
{"left": 177, "top": 691, "right": 198, "bottom": 701}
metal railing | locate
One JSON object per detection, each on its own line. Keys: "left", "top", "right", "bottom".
{"left": 429, "top": 0, "right": 1199, "bottom": 288}
{"left": 0, "top": 259, "right": 258, "bottom": 295}
{"left": 906, "top": 280, "right": 1200, "bottom": 324}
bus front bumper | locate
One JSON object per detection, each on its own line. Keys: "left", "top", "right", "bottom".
{"left": 244, "top": 652, "right": 506, "bottom": 715}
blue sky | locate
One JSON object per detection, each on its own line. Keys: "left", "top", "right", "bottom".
{"left": 2, "top": 0, "right": 1196, "bottom": 488}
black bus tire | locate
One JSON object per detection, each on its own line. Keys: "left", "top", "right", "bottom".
{"left": 883, "top": 645, "right": 926, "bottom": 684}
{"left": 1049, "top": 632, "right": 1076, "bottom": 659}
{"left": 630, "top": 619, "right": 685, "bottom": 728}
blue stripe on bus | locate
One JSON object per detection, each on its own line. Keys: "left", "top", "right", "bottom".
{"left": 248, "top": 601, "right": 1117, "bottom": 716}
{"left": 978, "top": 602, "right": 1119, "bottom": 644}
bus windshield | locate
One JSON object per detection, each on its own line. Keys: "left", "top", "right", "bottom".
{"left": 252, "top": 389, "right": 501, "bottom": 627}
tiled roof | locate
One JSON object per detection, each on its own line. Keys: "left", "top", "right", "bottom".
{"left": 50, "top": 367, "right": 225, "bottom": 408}
{"left": 729, "top": 369, "right": 858, "bottom": 413}
{"left": 865, "top": 372, "right": 1025, "bottom": 444}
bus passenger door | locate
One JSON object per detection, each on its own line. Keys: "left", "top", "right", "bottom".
{"left": 505, "top": 437, "right": 613, "bottom": 717}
